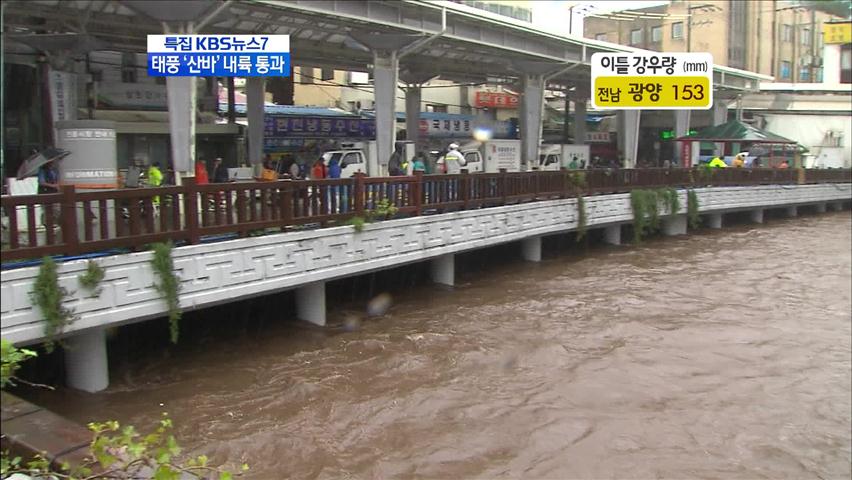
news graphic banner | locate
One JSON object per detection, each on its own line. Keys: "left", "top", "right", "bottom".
{"left": 147, "top": 35, "right": 290, "bottom": 77}
{"left": 591, "top": 52, "right": 713, "bottom": 110}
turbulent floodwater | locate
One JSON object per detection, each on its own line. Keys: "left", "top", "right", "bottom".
{"left": 31, "top": 210, "right": 852, "bottom": 479}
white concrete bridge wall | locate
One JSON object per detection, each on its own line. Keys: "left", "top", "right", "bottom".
{"left": 2, "top": 184, "right": 850, "bottom": 345}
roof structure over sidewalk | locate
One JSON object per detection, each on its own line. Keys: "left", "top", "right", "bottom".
{"left": 3, "top": 0, "right": 772, "bottom": 93}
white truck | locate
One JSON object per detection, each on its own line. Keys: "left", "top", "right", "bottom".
{"left": 459, "top": 140, "right": 522, "bottom": 173}
{"left": 538, "top": 144, "right": 591, "bottom": 170}
{"left": 319, "top": 141, "right": 416, "bottom": 177}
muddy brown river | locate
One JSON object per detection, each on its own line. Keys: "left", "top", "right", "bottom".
{"left": 29, "top": 211, "right": 852, "bottom": 479}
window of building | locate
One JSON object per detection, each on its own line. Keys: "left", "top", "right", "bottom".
{"left": 595, "top": 33, "right": 607, "bottom": 42}
{"left": 121, "top": 52, "right": 137, "bottom": 83}
{"left": 672, "top": 22, "right": 683, "bottom": 39}
{"left": 816, "top": 67, "right": 823, "bottom": 83}
{"left": 782, "top": 24, "right": 792, "bottom": 42}
{"left": 320, "top": 68, "right": 335, "bottom": 81}
{"left": 651, "top": 26, "right": 663, "bottom": 43}
{"left": 780, "top": 61, "right": 791, "bottom": 79}
{"left": 799, "top": 66, "right": 810, "bottom": 81}
{"left": 630, "top": 29, "right": 643, "bottom": 45}
{"left": 299, "top": 66, "right": 314, "bottom": 84}
{"left": 801, "top": 28, "right": 811, "bottom": 45}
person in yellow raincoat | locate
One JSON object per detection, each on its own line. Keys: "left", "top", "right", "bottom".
{"left": 707, "top": 157, "right": 728, "bottom": 168}
{"left": 147, "top": 161, "right": 163, "bottom": 205}
{"left": 732, "top": 153, "right": 745, "bottom": 168}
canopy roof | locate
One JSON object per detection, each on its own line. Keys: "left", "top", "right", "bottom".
{"left": 676, "top": 119, "right": 798, "bottom": 144}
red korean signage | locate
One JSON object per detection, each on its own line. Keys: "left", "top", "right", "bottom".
{"left": 474, "top": 91, "right": 519, "bottom": 109}
{"left": 680, "top": 140, "right": 691, "bottom": 168}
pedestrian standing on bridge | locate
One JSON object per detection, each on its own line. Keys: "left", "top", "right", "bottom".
{"left": 195, "top": 159, "right": 209, "bottom": 185}
{"left": 444, "top": 143, "right": 466, "bottom": 174}
{"left": 568, "top": 156, "right": 579, "bottom": 170}
{"left": 212, "top": 157, "right": 229, "bottom": 183}
{"left": 147, "top": 162, "right": 163, "bottom": 207}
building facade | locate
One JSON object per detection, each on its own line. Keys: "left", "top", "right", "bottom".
{"left": 583, "top": 0, "right": 845, "bottom": 82}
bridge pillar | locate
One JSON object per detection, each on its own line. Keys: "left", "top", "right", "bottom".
{"left": 785, "top": 206, "right": 798, "bottom": 218}
{"left": 573, "top": 99, "right": 587, "bottom": 146}
{"left": 521, "top": 236, "right": 542, "bottom": 262}
{"left": 166, "top": 76, "right": 196, "bottom": 174}
{"left": 713, "top": 100, "right": 729, "bottom": 156}
{"left": 673, "top": 110, "right": 691, "bottom": 166}
{"left": 707, "top": 213, "right": 723, "bottom": 229}
{"left": 520, "top": 73, "right": 545, "bottom": 170}
{"left": 603, "top": 224, "right": 621, "bottom": 245}
{"left": 246, "top": 77, "right": 266, "bottom": 168}
{"left": 296, "top": 282, "right": 326, "bottom": 326}
{"left": 815, "top": 203, "right": 827, "bottom": 213}
{"left": 616, "top": 110, "right": 641, "bottom": 168}
{"left": 431, "top": 254, "right": 455, "bottom": 287}
{"left": 404, "top": 85, "right": 422, "bottom": 147}
{"left": 662, "top": 215, "right": 687, "bottom": 236}
{"left": 64, "top": 328, "right": 109, "bottom": 393}
{"left": 750, "top": 208, "right": 764, "bottom": 224}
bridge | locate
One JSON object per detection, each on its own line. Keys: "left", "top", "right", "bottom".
{"left": 2, "top": 169, "right": 850, "bottom": 392}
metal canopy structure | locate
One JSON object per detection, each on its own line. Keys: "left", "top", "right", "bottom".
{"left": 2, "top": 0, "right": 772, "bottom": 92}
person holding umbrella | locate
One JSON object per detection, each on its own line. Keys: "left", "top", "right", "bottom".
{"left": 38, "top": 159, "right": 60, "bottom": 194}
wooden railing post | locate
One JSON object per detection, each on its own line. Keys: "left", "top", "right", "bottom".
{"left": 281, "top": 180, "right": 293, "bottom": 226}
{"left": 354, "top": 172, "right": 366, "bottom": 217}
{"left": 533, "top": 170, "right": 540, "bottom": 200}
{"left": 60, "top": 185, "right": 79, "bottom": 254}
{"left": 414, "top": 172, "right": 424, "bottom": 216}
{"left": 500, "top": 168, "right": 508, "bottom": 205}
{"left": 183, "top": 176, "right": 199, "bottom": 244}
{"left": 460, "top": 169, "right": 470, "bottom": 209}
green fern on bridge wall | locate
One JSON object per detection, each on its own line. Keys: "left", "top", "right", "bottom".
{"left": 151, "top": 243, "right": 182, "bottom": 344}
{"left": 31, "top": 257, "right": 77, "bottom": 352}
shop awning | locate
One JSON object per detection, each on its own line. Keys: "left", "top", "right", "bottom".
{"left": 676, "top": 119, "right": 797, "bottom": 144}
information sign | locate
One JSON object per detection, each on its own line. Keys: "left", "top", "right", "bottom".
{"left": 591, "top": 52, "right": 713, "bottom": 110}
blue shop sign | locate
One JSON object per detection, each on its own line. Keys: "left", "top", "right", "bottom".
{"left": 265, "top": 116, "right": 376, "bottom": 139}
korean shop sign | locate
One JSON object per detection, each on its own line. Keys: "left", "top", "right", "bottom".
{"left": 147, "top": 35, "right": 290, "bottom": 77}
{"left": 591, "top": 52, "right": 713, "bottom": 110}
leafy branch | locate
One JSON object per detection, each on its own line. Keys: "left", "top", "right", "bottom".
{"left": 2, "top": 414, "right": 247, "bottom": 479}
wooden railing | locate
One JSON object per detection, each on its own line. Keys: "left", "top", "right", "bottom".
{"left": 2, "top": 168, "right": 850, "bottom": 262}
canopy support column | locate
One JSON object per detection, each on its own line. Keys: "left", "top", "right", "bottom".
{"left": 617, "top": 111, "right": 641, "bottom": 168}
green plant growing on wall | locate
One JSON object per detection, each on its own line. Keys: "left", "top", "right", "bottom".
{"left": 570, "top": 171, "right": 587, "bottom": 188}
{"left": 78, "top": 260, "right": 105, "bottom": 296}
{"left": 31, "top": 257, "right": 77, "bottom": 352}
{"left": 151, "top": 243, "right": 182, "bottom": 344}
{"left": 367, "top": 198, "right": 399, "bottom": 222}
{"left": 348, "top": 216, "right": 366, "bottom": 232}
{"left": 576, "top": 195, "right": 588, "bottom": 242}
{"left": 659, "top": 187, "right": 680, "bottom": 216}
{"left": 688, "top": 189, "right": 701, "bottom": 229}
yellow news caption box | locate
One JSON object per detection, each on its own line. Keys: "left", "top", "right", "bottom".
{"left": 594, "top": 76, "right": 712, "bottom": 109}
{"left": 590, "top": 52, "right": 714, "bottom": 110}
